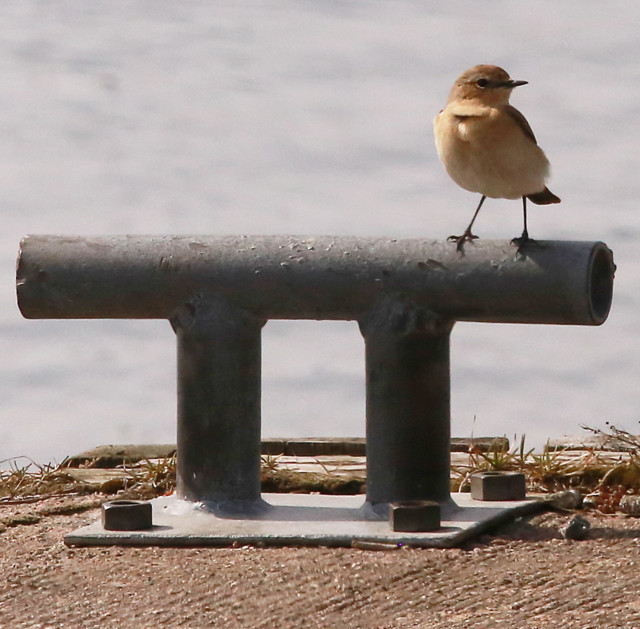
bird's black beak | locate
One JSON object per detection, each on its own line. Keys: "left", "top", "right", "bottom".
{"left": 506, "top": 79, "right": 528, "bottom": 88}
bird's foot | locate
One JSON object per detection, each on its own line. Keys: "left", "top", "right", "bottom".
{"left": 510, "top": 230, "right": 536, "bottom": 249}
{"left": 447, "top": 231, "right": 478, "bottom": 253}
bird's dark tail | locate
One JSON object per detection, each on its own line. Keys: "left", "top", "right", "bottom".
{"left": 527, "top": 187, "right": 561, "bottom": 205}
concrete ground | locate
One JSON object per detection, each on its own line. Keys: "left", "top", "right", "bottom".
{"left": 1, "top": 494, "right": 639, "bottom": 628}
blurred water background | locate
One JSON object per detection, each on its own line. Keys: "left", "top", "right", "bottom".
{"left": 1, "top": 1, "right": 639, "bottom": 464}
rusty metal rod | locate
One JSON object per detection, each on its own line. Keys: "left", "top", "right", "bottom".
{"left": 17, "top": 235, "right": 614, "bottom": 325}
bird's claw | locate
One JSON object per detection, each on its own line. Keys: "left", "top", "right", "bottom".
{"left": 510, "top": 231, "right": 536, "bottom": 249}
{"left": 448, "top": 232, "right": 478, "bottom": 253}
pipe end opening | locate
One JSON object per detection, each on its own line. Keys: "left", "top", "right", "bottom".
{"left": 589, "top": 244, "right": 615, "bottom": 324}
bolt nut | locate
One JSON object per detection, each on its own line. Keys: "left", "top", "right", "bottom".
{"left": 101, "top": 500, "right": 153, "bottom": 531}
{"left": 470, "top": 471, "right": 526, "bottom": 501}
{"left": 390, "top": 500, "right": 440, "bottom": 532}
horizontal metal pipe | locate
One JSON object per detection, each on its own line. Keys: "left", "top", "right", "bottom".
{"left": 16, "top": 235, "right": 614, "bottom": 325}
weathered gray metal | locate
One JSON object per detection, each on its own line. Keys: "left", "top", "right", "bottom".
{"left": 66, "top": 493, "right": 544, "bottom": 549}
{"left": 171, "top": 293, "right": 265, "bottom": 505}
{"left": 16, "top": 234, "right": 615, "bottom": 526}
{"left": 470, "top": 471, "right": 527, "bottom": 501}
{"left": 389, "top": 500, "right": 441, "bottom": 532}
{"left": 101, "top": 500, "right": 153, "bottom": 531}
{"left": 17, "top": 235, "right": 614, "bottom": 325}
{"left": 360, "top": 298, "right": 453, "bottom": 505}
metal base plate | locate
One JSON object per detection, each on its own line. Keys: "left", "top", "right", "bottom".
{"left": 65, "top": 493, "right": 543, "bottom": 548}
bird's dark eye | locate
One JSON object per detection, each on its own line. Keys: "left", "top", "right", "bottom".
{"left": 476, "top": 78, "right": 489, "bottom": 88}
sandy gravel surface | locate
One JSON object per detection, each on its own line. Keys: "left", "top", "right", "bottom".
{"left": 1, "top": 496, "right": 639, "bottom": 628}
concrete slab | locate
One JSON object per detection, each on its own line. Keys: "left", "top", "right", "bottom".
{"left": 65, "top": 493, "right": 544, "bottom": 549}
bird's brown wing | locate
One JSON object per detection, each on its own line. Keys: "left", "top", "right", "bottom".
{"left": 505, "top": 105, "right": 537, "bottom": 144}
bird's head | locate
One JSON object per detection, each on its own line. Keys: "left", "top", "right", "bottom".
{"left": 448, "top": 65, "right": 527, "bottom": 106}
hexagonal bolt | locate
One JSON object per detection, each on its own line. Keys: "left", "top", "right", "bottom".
{"left": 101, "top": 500, "right": 153, "bottom": 531}
{"left": 470, "top": 471, "right": 526, "bottom": 501}
{"left": 389, "top": 500, "right": 441, "bottom": 532}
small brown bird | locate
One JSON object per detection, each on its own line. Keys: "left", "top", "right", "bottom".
{"left": 434, "top": 65, "right": 560, "bottom": 251}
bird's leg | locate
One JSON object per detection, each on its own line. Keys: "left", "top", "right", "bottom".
{"left": 448, "top": 195, "right": 485, "bottom": 252}
{"left": 521, "top": 196, "right": 530, "bottom": 240}
{"left": 511, "top": 197, "right": 535, "bottom": 247}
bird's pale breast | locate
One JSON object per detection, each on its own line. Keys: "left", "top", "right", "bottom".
{"left": 434, "top": 105, "right": 550, "bottom": 199}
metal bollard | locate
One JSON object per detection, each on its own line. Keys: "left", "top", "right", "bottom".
{"left": 16, "top": 235, "right": 615, "bottom": 512}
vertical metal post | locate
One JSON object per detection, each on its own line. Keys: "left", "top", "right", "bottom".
{"left": 171, "top": 293, "right": 265, "bottom": 505}
{"left": 360, "top": 298, "right": 454, "bottom": 506}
